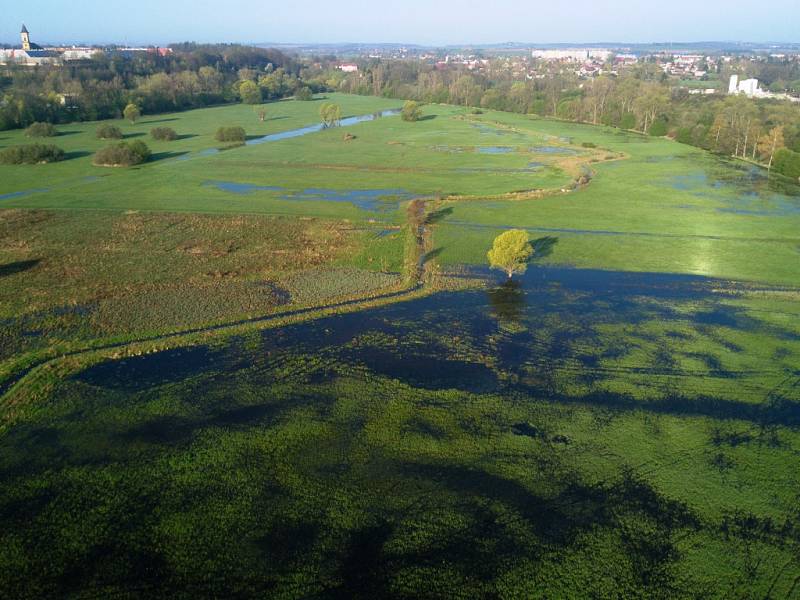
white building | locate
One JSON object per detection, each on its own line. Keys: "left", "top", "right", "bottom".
{"left": 729, "top": 75, "right": 762, "bottom": 98}
{"left": 337, "top": 63, "right": 358, "bottom": 73}
{"left": 532, "top": 49, "right": 611, "bottom": 62}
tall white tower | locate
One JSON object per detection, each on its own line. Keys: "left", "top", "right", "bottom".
{"left": 20, "top": 25, "right": 31, "bottom": 52}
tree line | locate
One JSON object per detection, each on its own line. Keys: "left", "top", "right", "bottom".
{"left": 0, "top": 44, "right": 303, "bottom": 130}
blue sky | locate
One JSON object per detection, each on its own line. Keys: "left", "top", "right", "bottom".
{"left": 3, "top": 0, "right": 798, "bottom": 45}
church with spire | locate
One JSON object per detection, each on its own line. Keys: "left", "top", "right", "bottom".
{"left": 0, "top": 24, "right": 64, "bottom": 65}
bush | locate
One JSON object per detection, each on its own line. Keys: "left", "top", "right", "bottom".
{"left": 401, "top": 100, "right": 423, "bottom": 122}
{"left": 0, "top": 144, "right": 65, "bottom": 164}
{"left": 96, "top": 124, "right": 123, "bottom": 140}
{"left": 295, "top": 87, "right": 313, "bottom": 101}
{"left": 94, "top": 140, "right": 151, "bottom": 166}
{"left": 773, "top": 148, "right": 800, "bottom": 180}
{"left": 619, "top": 112, "right": 636, "bottom": 130}
{"left": 649, "top": 118, "right": 668, "bottom": 137}
{"left": 581, "top": 142, "right": 597, "bottom": 148}
{"left": 25, "top": 122, "right": 57, "bottom": 137}
{"left": 215, "top": 126, "right": 246, "bottom": 143}
{"left": 151, "top": 127, "right": 178, "bottom": 141}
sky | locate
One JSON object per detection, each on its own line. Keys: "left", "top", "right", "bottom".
{"left": 3, "top": 0, "right": 799, "bottom": 46}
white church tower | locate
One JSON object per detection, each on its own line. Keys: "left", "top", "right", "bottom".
{"left": 21, "top": 24, "right": 31, "bottom": 51}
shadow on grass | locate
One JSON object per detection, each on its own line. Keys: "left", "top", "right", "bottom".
{"left": 64, "top": 151, "right": 92, "bottom": 161}
{"left": 56, "top": 131, "right": 82, "bottom": 137}
{"left": 418, "top": 114, "right": 437, "bottom": 121}
{"left": 0, "top": 259, "right": 40, "bottom": 278}
{"left": 149, "top": 151, "right": 190, "bottom": 162}
{"left": 531, "top": 236, "right": 559, "bottom": 260}
{"left": 175, "top": 134, "right": 198, "bottom": 141}
{"left": 141, "top": 118, "right": 179, "bottom": 125}
{"left": 123, "top": 132, "right": 146, "bottom": 139}
{"left": 422, "top": 247, "right": 444, "bottom": 264}
{"left": 426, "top": 207, "right": 454, "bottom": 225}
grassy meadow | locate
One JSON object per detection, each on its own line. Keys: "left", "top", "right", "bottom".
{"left": 1, "top": 94, "right": 800, "bottom": 597}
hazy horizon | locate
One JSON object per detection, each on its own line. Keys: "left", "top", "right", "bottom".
{"left": 3, "top": 0, "right": 799, "bottom": 46}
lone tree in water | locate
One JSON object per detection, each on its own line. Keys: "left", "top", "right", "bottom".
{"left": 123, "top": 103, "right": 141, "bottom": 124}
{"left": 320, "top": 103, "right": 342, "bottom": 128}
{"left": 487, "top": 229, "right": 533, "bottom": 279}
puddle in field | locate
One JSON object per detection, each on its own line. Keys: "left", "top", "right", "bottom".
{"left": 0, "top": 188, "right": 49, "bottom": 201}
{"left": 530, "top": 146, "right": 578, "bottom": 155}
{"left": 204, "top": 181, "right": 283, "bottom": 194}
{"left": 668, "top": 163, "right": 800, "bottom": 217}
{"left": 204, "top": 180, "right": 418, "bottom": 212}
{"left": 476, "top": 146, "right": 515, "bottom": 154}
{"left": 283, "top": 188, "right": 416, "bottom": 212}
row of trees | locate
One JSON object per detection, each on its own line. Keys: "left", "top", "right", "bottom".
{"left": 0, "top": 45, "right": 300, "bottom": 130}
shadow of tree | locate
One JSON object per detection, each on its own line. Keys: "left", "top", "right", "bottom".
{"left": 0, "top": 259, "right": 40, "bottom": 278}
{"left": 531, "top": 236, "right": 559, "bottom": 260}
{"left": 426, "top": 207, "right": 454, "bottom": 225}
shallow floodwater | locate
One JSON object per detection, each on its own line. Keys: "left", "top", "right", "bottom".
{"left": 246, "top": 109, "right": 401, "bottom": 145}
{"left": 204, "top": 180, "right": 417, "bottom": 211}
{"left": 76, "top": 264, "right": 799, "bottom": 422}
{"left": 669, "top": 162, "right": 800, "bottom": 217}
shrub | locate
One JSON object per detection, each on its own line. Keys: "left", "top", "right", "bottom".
{"left": 649, "top": 118, "right": 668, "bottom": 137}
{"left": 0, "top": 144, "right": 65, "bottom": 164}
{"left": 96, "top": 124, "right": 123, "bottom": 140}
{"left": 619, "top": 112, "right": 636, "bottom": 130}
{"left": 215, "top": 126, "right": 246, "bottom": 143}
{"left": 94, "top": 140, "right": 151, "bottom": 166}
{"left": 123, "top": 103, "right": 141, "bottom": 123}
{"left": 773, "top": 148, "right": 800, "bottom": 180}
{"left": 581, "top": 142, "right": 597, "bottom": 148}
{"left": 151, "top": 127, "right": 178, "bottom": 141}
{"left": 675, "top": 127, "right": 693, "bottom": 145}
{"left": 401, "top": 100, "right": 423, "bottom": 122}
{"left": 295, "top": 87, "right": 313, "bottom": 101}
{"left": 25, "top": 122, "right": 57, "bottom": 137}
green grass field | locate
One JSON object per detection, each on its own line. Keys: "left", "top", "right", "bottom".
{"left": 1, "top": 95, "right": 800, "bottom": 597}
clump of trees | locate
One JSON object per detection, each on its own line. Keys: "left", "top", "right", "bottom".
{"left": 25, "top": 122, "right": 57, "bottom": 138}
{"left": 123, "top": 103, "right": 141, "bottom": 124}
{"left": 151, "top": 127, "right": 178, "bottom": 141}
{"left": 238, "top": 80, "right": 262, "bottom": 105}
{"left": 0, "top": 144, "right": 65, "bottom": 164}
{"left": 488, "top": 229, "right": 533, "bottom": 279}
{"left": 93, "top": 140, "right": 151, "bottom": 166}
{"left": 96, "top": 125, "right": 123, "bottom": 140}
{"left": 215, "top": 126, "right": 246, "bottom": 143}
{"left": 401, "top": 100, "right": 423, "bottom": 122}
{"left": 319, "top": 103, "right": 342, "bottom": 128}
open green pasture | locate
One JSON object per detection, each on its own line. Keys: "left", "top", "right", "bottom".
{"left": 0, "top": 94, "right": 582, "bottom": 220}
{"left": 2, "top": 95, "right": 798, "bottom": 286}
{"left": 2, "top": 96, "right": 800, "bottom": 597}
